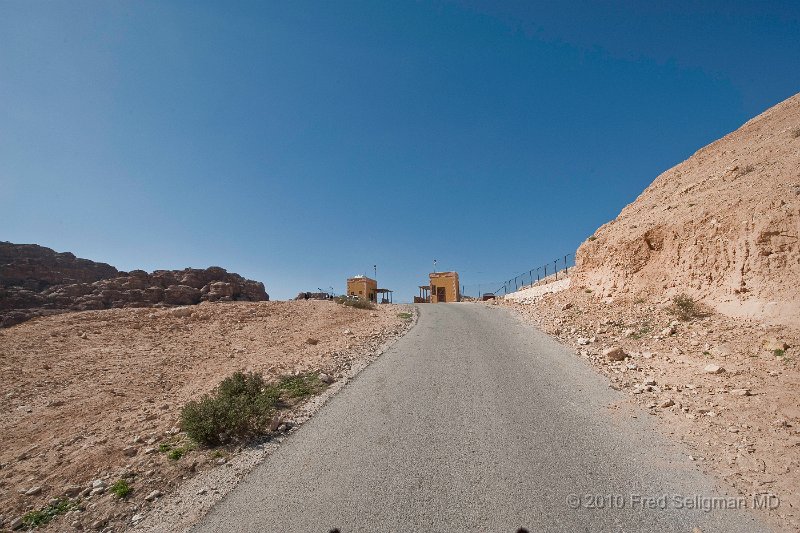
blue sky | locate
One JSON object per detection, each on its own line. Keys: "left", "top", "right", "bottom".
{"left": 2, "top": 1, "right": 799, "bottom": 301}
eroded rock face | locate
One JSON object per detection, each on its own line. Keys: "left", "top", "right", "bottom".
{"left": 0, "top": 242, "right": 119, "bottom": 290}
{"left": 0, "top": 242, "right": 269, "bottom": 327}
{"left": 574, "top": 93, "right": 800, "bottom": 327}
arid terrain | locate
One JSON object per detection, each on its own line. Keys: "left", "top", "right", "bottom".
{"left": 0, "top": 300, "right": 412, "bottom": 531}
{"left": 577, "top": 93, "right": 800, "bottom": 327}
{"left": 0, "top": 242, "right": 269, "bottom": 328}
{"left": 501, "top": 292, "right": 799, "bottom": 531}
{"left": 501, "top": 92, "right": 800, "bottom": 532}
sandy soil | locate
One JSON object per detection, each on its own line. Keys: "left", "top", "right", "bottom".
{"left": 498, "top": 284, "right": 800, "bottom": 531}
{"left": 575, "top": 92, "right": 800, "bottom": 328}
{"left": 0, "top": 300, "right": 412, "bottom": 531}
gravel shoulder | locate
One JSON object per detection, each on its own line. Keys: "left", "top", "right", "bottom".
{"left": 500, "top": 284, "right": 800, "bottom": 532}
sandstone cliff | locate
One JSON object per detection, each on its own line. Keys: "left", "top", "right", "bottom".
{"left": 575, "top": 93, "right": 800, "bottom": 327}
{"left": 0, "top": 242, "right": 268, "bottom": 327}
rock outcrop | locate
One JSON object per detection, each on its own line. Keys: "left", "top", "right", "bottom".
{"left": 0, "top": 242, "right": 268, "bottom": 327}
{"left": 574, "top": 93, "right": 800, "bottom": 327}
{"left": 0, "top": 242, "right": 119, "bottom": 289}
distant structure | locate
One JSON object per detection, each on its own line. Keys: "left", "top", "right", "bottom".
{"left": 346, "top": 275, "right": 394, "bottom": 304}
{"left": 294, "top": 291, "right": 333, "bottom": 301}
{"left": 416, "top": 271, "right": 460, "bottom": 303}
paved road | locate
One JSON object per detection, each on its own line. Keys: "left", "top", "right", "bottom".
{"left": 194, "top": 303, "right": 769, "bottom": 533}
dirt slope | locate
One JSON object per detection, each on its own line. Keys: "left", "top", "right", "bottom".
{"left": 576, "top": 93, "right": 800, "bottom": 326}
{"left": 0, "top": 300, "right": 411, "bottom": 531}
{"left": 501, "top": 292, "right": 799, "bottom": 532}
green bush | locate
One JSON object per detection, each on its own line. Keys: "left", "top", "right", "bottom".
{"left": 109, "top": 479, "right": 132, "bottom": 499}
{"left": 397, "top": 312, "right": 412, "bottom": 319}
{"left": 276, "top": 374, "right": 324, "bottom": 399}
{"left": 181, "top": 371, "right": 326, "bottom": 446}
{"left": 168, "top": 448, "right": 184, "bottom": 460}
{"left": 22, "top": 500, "right": 76, "bottom": 528}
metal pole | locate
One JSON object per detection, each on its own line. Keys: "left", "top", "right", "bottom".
{"left": 537, "top": 267, "right": 540, "bottom": 283}
{"left": 554, "top": 259, "right": 558, "bottom": 281}
{"left": 544, "top": 264, "right": 547, "bottom": 278}
{"left": 433, "top": 259, "right": 437, "bottom": 273}
{"left": 565, "top": 255, "right": 569, "bottom": 276}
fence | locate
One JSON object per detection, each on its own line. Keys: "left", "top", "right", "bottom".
{"left": 488, "top": 253, "right": 575, "bottom": 296}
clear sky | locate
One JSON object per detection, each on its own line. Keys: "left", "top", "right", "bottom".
{"left": 2, "top": 1, "right": 799, "bottom": 301}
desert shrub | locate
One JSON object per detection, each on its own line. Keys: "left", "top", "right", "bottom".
{"left": 306, "top": 337, "right": 319, "bottom": 345}
{"left": 791, "top": 127, "right": 800, "bottom": 138}
{"left": 181, "top": 371, "right": 326, "bottom": 446}
{"left": 668, "top": 294, "right": 705, "bottom": 321}
{"left": 334, "top": 296, "right": 375, "bottom": 310}
{"left": 22, "top": 500, "right": 76, "bottom": 528}
{"left": 588, "top": 235, "right": 597, "bottom": 241}
{"left": 397, "top": 312, "right": 412, "bottom": 319}
{"left": 167, "top": 448, "right": 184, "bottom": 460}
{"left": 181, "top": 372, "right": 277, "bottom": 446}
{"left": 109, "top": 479, "right": 132, "bottom": 499}
{"left": 276, "top": 374, "right": 325, "bottom": 399}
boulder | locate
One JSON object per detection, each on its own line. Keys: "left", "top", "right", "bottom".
{"left": 164, "top": 285, "right": 201, "bottom": 305}
{"left": 204, "top": 282, "right": 237, "bottom": 302}
{"left": 603, "top": 346, "right": 627, "bottom": 361}
{"left": 703, "top": 363, "right": 726, "bottom": 374}
{"left": 763, "top": 337, "right": 789, "bottom": 351}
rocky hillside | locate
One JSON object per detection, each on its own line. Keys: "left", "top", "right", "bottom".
{"left": 576, "top": 93, "right": 800, "bottom": 327}
{"left": 0, "top": 242, "right": 268, "bottom": 327}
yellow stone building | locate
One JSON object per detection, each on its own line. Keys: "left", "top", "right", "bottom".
{"left": 428, "top": 271, "right": 460, "bottom": 303}
{"left": 346, "top": 275, "right": 378, "bottom": 302}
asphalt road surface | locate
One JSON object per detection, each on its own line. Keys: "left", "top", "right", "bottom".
{"left": 193, "top": 303, "right": 770, "bottom": 533}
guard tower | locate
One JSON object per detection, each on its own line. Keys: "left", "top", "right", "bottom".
{"left": 429, "top": 271, "right": 460, "bottom": 303}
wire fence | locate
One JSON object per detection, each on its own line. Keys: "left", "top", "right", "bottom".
{"left": 460, "top": 253, "right": 576, "bottom": 298}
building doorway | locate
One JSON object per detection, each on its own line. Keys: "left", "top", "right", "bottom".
{"left": 436, "top": 286, "right": 446, "bottom": 302}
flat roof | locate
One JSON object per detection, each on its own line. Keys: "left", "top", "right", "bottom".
{"left": 347, "top": 276, "right": 376, "bottom": 283}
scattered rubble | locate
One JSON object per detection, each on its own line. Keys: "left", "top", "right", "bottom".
{"left": 501, "top": 288, "right": 800, "bottom": 532}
